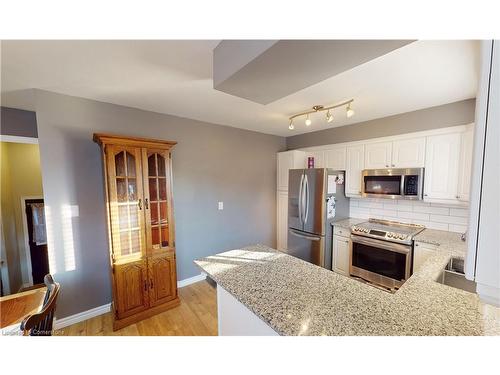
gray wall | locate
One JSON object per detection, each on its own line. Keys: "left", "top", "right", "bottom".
{"left": 0, "top": 107, "right": 38, "bottom": 137}
{"left": 286, "top": 99, "right": 476, "bottom": 149}
{"left": 34, "top": 90, "right": 285, "bottom": 318}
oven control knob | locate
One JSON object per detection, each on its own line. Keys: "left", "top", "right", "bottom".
{"left": 387, "top": 233, "right": 393, "bottom": 238}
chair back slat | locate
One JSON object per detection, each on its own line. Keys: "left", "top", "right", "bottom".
{"left": 20, "top": 274, "right": 60, "bottom": 336}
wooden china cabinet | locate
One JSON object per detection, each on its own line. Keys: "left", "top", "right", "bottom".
{"left": 93, "top": 133, "right": 180, "bottom": 330}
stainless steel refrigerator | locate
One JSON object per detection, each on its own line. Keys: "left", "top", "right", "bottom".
{"left": 287, "top": 168, "right": 350, "bottom": 269}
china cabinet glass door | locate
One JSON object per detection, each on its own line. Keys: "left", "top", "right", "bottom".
{"left": 143, "top": 149, "right": 173, "bottom": 255}
{"left": 107, "top": 146, "right": 146, "bottom": 261}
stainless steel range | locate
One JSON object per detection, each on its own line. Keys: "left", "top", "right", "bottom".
{"left": 349, "top": 219, "right": 425, "bottom": 291}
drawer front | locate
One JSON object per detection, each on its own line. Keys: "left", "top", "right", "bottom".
{"left": 334, "top": 226, "right": 350, "bottom": 238}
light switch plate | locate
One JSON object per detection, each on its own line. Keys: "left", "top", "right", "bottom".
{"left": 218, "top": 201, "right": 224, "bottom": 210}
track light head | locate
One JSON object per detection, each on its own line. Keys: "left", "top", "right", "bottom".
{"left": 289, "top": 119, "right": 294, "bottom": 130}
{"left": 326, "top": 110, "right": 334, "bottom": 123}
{"left": 305, "top": 114, "right": 312, "bottom": 126}
{"left": 346, "top": 103, "right": 355, "bottom": 118}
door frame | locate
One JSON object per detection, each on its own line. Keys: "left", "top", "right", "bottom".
{"left": 20, "top": 195, "right": 45, "bottom": 286}
{"left": 0, "top": 215, "right": 11, "bottom": 295}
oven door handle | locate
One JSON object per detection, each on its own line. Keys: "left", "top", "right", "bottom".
{"left": 350, "top": 235, "right": 411, "bottom": 254}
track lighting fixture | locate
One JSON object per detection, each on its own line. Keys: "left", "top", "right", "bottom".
{"left": 346, "top": 103, "right": 355, "bottom": 118}
{"left": 287, "top": 99, "right": 354, "bottom": 130}
{"left": 305, "top": 114, "right": 312, "bottom": 126}
{"left": 326, "top": 110, "right": 334, "bottom": 123}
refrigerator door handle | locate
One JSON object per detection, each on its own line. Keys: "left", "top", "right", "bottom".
{"left": 298, "top": 173, "right": 304, "bottom": 225}
{"left": 289, "top": 229, "right": 321, "bottom": 241}
{"left": 304, "top": 174, "right": 310, "bottom": 224}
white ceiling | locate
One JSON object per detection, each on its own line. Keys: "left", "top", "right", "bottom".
{"left": 0, "top": 40, "right": 479, "bottom": 137}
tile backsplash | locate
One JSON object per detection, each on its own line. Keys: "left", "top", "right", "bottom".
{"left": 349, "top": 198, "right": 468, "bottom": 233}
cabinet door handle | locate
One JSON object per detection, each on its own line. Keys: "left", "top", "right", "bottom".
{"left": 150, "top": 279, "right": 153, "bottom": 289}
{"left": 385, "top": 164, "right": 389, "bottom": 167}
{"left": 145, "top": 198, "right": 149, "bottom": 209}
{"left": 144, "top": 280, "right": 147, "bottom": 291}
{"left": 138, "top": 199, "right": 142, "bottom": 210}
{"left": 391, "top": 164, "right": 395, "bottom": 167}
{"left": 455, "top": 195, "right": 460, "bottom": 199}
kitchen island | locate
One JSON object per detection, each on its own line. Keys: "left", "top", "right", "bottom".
{"left": 194, "top": 244, "right": 500, "bottom": 336}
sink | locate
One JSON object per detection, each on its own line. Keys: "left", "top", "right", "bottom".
{"left": 438, "top": 257, "right": 477, "bottom": 293}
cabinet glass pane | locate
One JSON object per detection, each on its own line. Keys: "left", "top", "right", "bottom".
{"left": 120, "top": 232, "right": 130, "bottom": 256}
{"left": 157, "top": 155, "right": 166, "bottom": 176}
{"left": 119, "top": 206, "right": 129, "bottom": 230}
{"left": 129, "top": 205, "right": 138, "bottom": 228}
{"left": 115, "top": 152, "right": 126, "bottom": 176}
{"left": 127, "top": 179, "right": 137, "bottom": 201}
{"left": 130, "top": 230, "right": 140, "bottom": 254}
{"left": 159, "top": 201, "right": 168, "bottom": 224}
{"left": 116, "top": 178, "right": 127, "bottom": 202}
{"left": 159, "top": 178, "right": 167, "bottom": 200}
{"left": 149, "top": 178, "right": 158, "bottom": 201}
{"left": 152, "top": 227, "right": 160, "bottom": 247}
{"left": 161, "top": 226, "right": 169, "bottom": 247}
{"left": 150, "top": 202, "right": 159, "bottom": 225}
{"left": 148, "top": 154, "right": 157, "bottom": 177}
{"left": 126, "top": 152, "right": 136, "bottom": 177}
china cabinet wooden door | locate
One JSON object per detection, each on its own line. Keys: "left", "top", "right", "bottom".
{"left": 148, "top": 254, "right": 177, "bottom": 307}
{"left": 106, "top": 145, "right": 147, "bottom": 261}
{"left": 142, "top": 149, "right": 175, "bottom": 257}
{"left": 114, "top": 259, "right": 149, "bottom": 319}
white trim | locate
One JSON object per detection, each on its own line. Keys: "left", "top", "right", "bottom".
{"left": 0, "top": 135, "right": 38, "bottom": 144}
{"left": 20, "top": 195, "right": 45, "bottom": 286}
{"left": 295, "top": 123, "right": 473, "bottom": 152}
{"left": 54, "top": 303, "right": 112, "bottom": 329}
{"left": 177, "top": 273, "right": 206, "bottom": 288}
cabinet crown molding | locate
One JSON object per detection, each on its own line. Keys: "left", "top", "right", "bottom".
{"left": 93, "top": 133, "right": 177, "bottom": 149}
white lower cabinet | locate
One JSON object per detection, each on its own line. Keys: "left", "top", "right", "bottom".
{"left": 332, "top": 233, "right": 350, "bottom": 276}
{"left": 277, "top": 191, "right": 288, "bottom": 251}
{"left": 413, "top": 242, "right": 437, "bottom": 273}
{"left": 457, "top": 126, "right": 474, "bottom": 202}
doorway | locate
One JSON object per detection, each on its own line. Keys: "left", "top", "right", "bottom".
{"left": 23, "top": 198, "right": 50, "bottom": 285}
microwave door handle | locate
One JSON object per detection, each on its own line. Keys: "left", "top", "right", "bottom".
{"left": 304, "top": 174, "right": 309, "bottom": 224}
{"left": 400, "top": 175, "right": 405, "bottom": 197}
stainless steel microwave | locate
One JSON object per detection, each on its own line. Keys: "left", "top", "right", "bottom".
{"left": 361, "top": 168, "right": 424, "bottom": 200}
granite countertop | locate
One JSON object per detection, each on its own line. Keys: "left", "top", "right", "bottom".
{"left": 194, "top": 244, "right": 500, "bottom": 336}
{"left": 331, "top": 217, "right": 366, "bottom": 229}
{"left": 414, "top": 229, "right": 467, "bottom": 258}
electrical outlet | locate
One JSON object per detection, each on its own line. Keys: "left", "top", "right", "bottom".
{"left": 218, "top": 201, "right": 224, "bottom": 210}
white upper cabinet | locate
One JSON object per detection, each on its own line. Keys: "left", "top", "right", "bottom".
{"left": 346, "top": 145, "right": 365, "bottom": 196}
{"left": 424, "top": 132, "right": 461, "bottom": 201}
{"left": 457, "top": 126, "right": 474, "bottom": 202}
{"left": 325, "top": 147, "right": 347, "bottom": 170}
{"left": 304, "top": 150, "right": 325, "bottom": 168}
{"left": 365, "top": 137, "right": 425, "bottom": 169}
{"left": 364, "top": 141, "right": 392, "bottom": 169}
{"left": 392, "top": 137, "right": 425, "bottom": 168}
{"left": 277, "top": 150, "right": 305, "bottom": 191}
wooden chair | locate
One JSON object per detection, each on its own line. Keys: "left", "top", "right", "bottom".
{"left": 20, "top": 274, "right": 60, "bottom": 336}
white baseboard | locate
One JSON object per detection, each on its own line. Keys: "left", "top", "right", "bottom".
{"left": 53, "top": 273, "right": 207, "bottom": 329}
{"left": 177, "top": 273, "right": 206, "bottom": 288}
{"left": 54, "top": 303, "right": 112, "bottom": 329}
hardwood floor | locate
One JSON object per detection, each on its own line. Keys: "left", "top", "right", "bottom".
{"left": 61, "top": 280, "right": 217, "bottom": 336}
